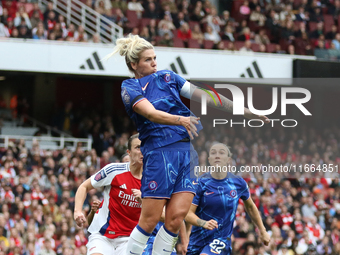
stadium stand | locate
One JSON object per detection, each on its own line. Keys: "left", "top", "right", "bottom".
{"left": 1, "top": 0, "right": 340, "bottom": 55}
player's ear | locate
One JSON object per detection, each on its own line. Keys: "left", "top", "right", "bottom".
{"left": 130, "top": 62, "right": 137, "bottom": 71}
{"left": 126, "top": 149, "right": 131, "bottom": 156}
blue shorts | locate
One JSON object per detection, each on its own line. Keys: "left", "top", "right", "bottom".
{"left": 141, "top": 141, "right": 198, "bottom": 199}
{"left": 187, "top": 239, "right": 231, "bottom": 255}
{"left": 142, "top": 237, "right": 177, "bottom": 255}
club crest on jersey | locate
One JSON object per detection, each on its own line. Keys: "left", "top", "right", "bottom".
{"left": 229, "top": 190, "right": 237, "bottom": 198}
{"left": 148, "top": 181, "right": 158, "bottom": 190}
{"left": 164, "top": 73, "right": 171, "bottom": 83}
{"left": 121, "top": 88, "right": 130, "bottom": 105}
{"left": 94, "top": 170, "right": 107, "bottom": 182}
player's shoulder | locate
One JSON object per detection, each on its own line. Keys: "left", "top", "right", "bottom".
{"left": 122, "top": 78, "right": 140, "bottom": 89}
{"left": 228, "top": 173, "right": 248, "bottom": 187}
{"left": 196, "top": 172, "right": 213, "bottom": 186}
{"left": 102, "top": 162, "right": 129, "bottom": 175}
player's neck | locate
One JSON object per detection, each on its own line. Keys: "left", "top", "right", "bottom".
{"left": 130, "top": 163, "right": 143, "bottom": 180}
{"left": 211, "top": 171, "right": 228, "bottom": 180}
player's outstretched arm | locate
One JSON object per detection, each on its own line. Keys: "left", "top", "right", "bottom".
{"left": 187, "top": 84, "right": 270, "bottom": 124}
{"left": 74, "top": 178, "right": 95, "bottom": 228}
{"left": 87, "top": 200, "right": 101, "bottom": 225}
{"left": 184, "top": 204, "right": 218, "bottom": 230}
{"left": 134, "top": 99, "right": 200, "bottom": 139}
{"left": 244, "top": 197, "right": 270, "bottom": 246}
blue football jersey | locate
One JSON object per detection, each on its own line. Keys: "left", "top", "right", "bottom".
{"left": 121, "top": 70, "right": 202, "bottom": 154}
{"left": 188, "top": 173, "right": 250, "bottom": 253}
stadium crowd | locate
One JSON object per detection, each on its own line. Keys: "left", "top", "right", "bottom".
{"left": 1, "top": 101, "right": 340, "bottom": 254}
{"left": 1, "top": 0, "right": 340, "bottom": 55}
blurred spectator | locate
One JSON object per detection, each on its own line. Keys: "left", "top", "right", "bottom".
{"left": 28, "top": 3, "right": 43, "bottom": 20}
{"left": 14, "top": 6, "right": 31, "bottom": 29}
{"left": 174, "top": 12, "right": 188, "bottom": 29}
{"left": 113, "top": 8, "right": 128, "bottom": 29}
{"left": 203, "top": 7, "right": 223, "bottom": 33}
{"left": 0, "top": 8, "right": 9, "bottom": 26}
{"left": 221, "top": 24, "right": 235, "bottom": 41}
{"left": 240, "top": 0, "right": 251, "bottom": 16}
{"left": 190, "top": 4, "right": 205, "bottom": 22}
{"left": 10, "top": 27, "right": 19, "bottom": 38}
{"left": 38, "top": 238, "right": 56, "bottom": 255}
{"left": 74, "top": 25, "right": 88, "bottom": 42}
{"left": 309, "top": 21, "right": 324, "bottom": 39}
{"left": 111, "top": 0, "right": 127, "bottom": 13}
{"left": 255, "top": 29, "right": 270, "bottom": 44}
{"left": 158, "top": 23, "right": 173, "bottom": 38}
{"left": 94, "top": 0, "right": 107, "bottom": 15}
{"left": 94, "top": 0, "right": 111, "bottom": 12}
{"left": 204, "top": 24, "right": 221, "bottom": 43}
{"left": 258, "top": 43, "right": 267, "bottom": 52}
{"left": 148, "top": 19, "right": 158, "bottom": 39}
{"left": 238, "top": 27, "right": 253, "bottom": 41}
{"left": 140, "top": 26, "right": 153, "bottom": 43}
{"left": 250, "top": 5, "right": 266, "bottom": 26}
{"left": 331, "top": 33, "right": 340, "bottom": 50}
{"left": 158, "top": 13, "right": 175, "bottom": 31}
{"left": 32, "top": 22, "right": 47, "bottom": 39}
{"left": 281, "top": 20, "right": 295, "bottom": 41}
{"left": 17, "top": 24, "right": 30, "bottom": 39}
{"left": 143, "top": 2, "right": 159, "bottom": 19}
{"left": 191, "top": 23, "right": 204, "bottom": 46}
{"left": 177, "top": 22, "right": 191, "bottom": 46}
{"left": 32, "top": 25, "right": 47, "bottom": 40}
{"left": 295, "top": 7, "right": 309, "bottom": 22}
{"left": 221, "top": 10, "right": 235, "bottom": 26}
{"left": 310, "top": 7, "right": 324, "bottom": 22}
{"left": 127, "top": 0, "right": 143, "bottom": 19}
{"left": 326, "top": 25, "right": 338, "bottom": 40}
{"left": 226, "top": 41, "right": 236, "bottom": 51}
{"left": 30, "top": 10, "right": 42, "bottom": 30}
{"left": 43, "top": 2, "right": 58, "bottom": 21}
{"left": 44, "top": 11, "right": 57, "bottom": 31}
{"left": 240, "top": 40, "right": 253, "bottom": 52}
{"left": 214, "top": 40, "right": 226, "bottom": 50}
{"left": 0, "top": 21, "right": 9, "bottom": 37}
{"left": 280, "top": 5, "right": 296, "bottom": 21}
{"left": 89, "top": 33, "right": 100, "bottom": 43}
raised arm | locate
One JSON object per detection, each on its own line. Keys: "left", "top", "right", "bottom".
{"left": 243, "top": 197, "right": 270, "bottom": 246}
{"left": 184, "top": 204, "right": 218, "bottom": 230}
{"left": 183, "top": 83, "right": 270, "bottom": 123}
{"left": 134, "top": 99, "right": 199, "bottom": 139}
{"left": 74, "top": 178, "right": 94, "bottom": 228}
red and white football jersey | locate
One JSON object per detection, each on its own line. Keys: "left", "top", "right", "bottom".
{"left": 88, "top": 163, "right": 141, "bottom": 239}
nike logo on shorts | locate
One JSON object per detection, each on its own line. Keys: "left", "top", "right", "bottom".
{"left": 130, "top": 252, "right": 139, "bottom": 255}
{"left": 163, "top": 249, "right": 173, "bottom": 252}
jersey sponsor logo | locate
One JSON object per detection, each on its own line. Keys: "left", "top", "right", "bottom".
{"left": 148, "top": 181, "right": 158, "bottom": 190}
{"left": 164, "top": 73, "right": 171, "bottom": 83}
{"left": 94, "top": 169, "right": 107, "bottom": 182}
{"left": 122, "top": 87, "right": 130, "bottom": 105}
{"left": 141, "top": 82, "right": 149, "bottom": 91}
{"left": 229, "top": 190, "right": 237, "bottom": 198}
{"left": 204, "top": 191, "right": 214, "bottom": 196}
{"left": 119, "top": 184, "right": 127, "bottom": 189}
